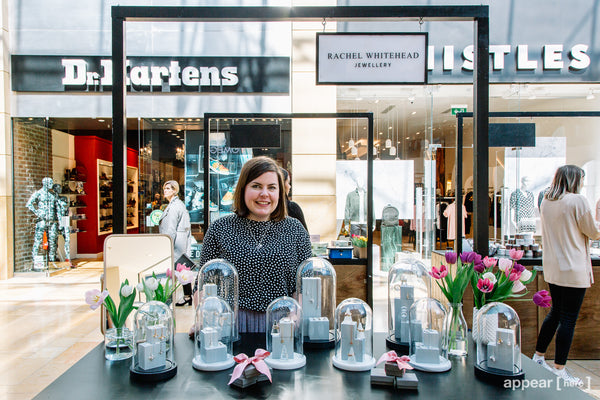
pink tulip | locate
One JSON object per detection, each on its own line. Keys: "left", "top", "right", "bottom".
{"left": 533, "top": 290, "right": 552, "bottom": 308}
{"left": 166, "top": 268, "right": 172, "bottom": 278}
{"left": 477, "top": 278, "right": 494, "bottom": 293}
{"left": 509, "top": 248, "right": 524, "bottom": 261}
{"left": 85, "top": 289, "right": 109, "bottom": 310}
{"left": 482, "top": 256, "right": 497, "bottom": 269}
{"left": 429, "top": 264, "right": 449, "bottom": 279}
{"left": 176, "top": 262, "right": 190, "bottom": 272}
{"left": 506, "top": 268, "right": 522, "bottom": 282}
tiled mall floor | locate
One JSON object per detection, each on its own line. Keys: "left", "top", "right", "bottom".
{"left": 0, "top": 261, "right": 599, "bottom": 399}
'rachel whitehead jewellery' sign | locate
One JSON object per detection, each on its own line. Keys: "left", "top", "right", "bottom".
{"left": 316, "top": 33, "right": 428, "bottom": 85}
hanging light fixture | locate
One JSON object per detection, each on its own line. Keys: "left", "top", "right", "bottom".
{"left": 385, "top": 121, "right": 392, "bottom": 148}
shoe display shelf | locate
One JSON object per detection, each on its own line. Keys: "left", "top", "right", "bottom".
{"left": 98, "top": 160, "right": 139, "bottom": 235}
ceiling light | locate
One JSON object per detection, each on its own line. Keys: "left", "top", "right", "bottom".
{"left": 411, "top": 111, "right": 417, "bottom": 115}
{"left": 416, "top": 132, "right": 420, "bottom": 135}
{"left": 98, "top": 119, "right": 105, "bottom": 122}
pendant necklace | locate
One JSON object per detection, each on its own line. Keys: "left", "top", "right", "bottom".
{"left": 247, "top": 219, "right": 271, "bottom": 249}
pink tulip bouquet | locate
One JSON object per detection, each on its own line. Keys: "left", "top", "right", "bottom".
{"left": 429, "top": 251, "right": 478, "bottom": 303}
{"left": 137, "top": 263, "right": 196, "bottom": 303}
{"left": 469, "top": 248, "right": 539, "bottom": 309}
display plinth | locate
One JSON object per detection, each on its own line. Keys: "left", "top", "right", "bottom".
{"left": 265, "top": 353, "right": 306, "bottom": 370}
{"left": 130, "top": 360, "right": 177, "bottom": 382}
{"left": 385, "top": 337, "right": 410, "bottom": 355}
{"left": 409, "top": 355, "right": 452, "bottom": 372}
{"left": 303, "top": 335, "right": 335, "bottom": 349}
{"left": 332, "top": 355, "right": 376, "bottom": 372}
{"left": 192, "top": 355, "right": 235, "bottom": 371}
{"left": 474, "top": 363, "right": 524, "bottom": 385}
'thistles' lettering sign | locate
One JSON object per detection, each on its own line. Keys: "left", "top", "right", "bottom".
{"left": 316, "top": 33, "right": 427, "bottom": 85}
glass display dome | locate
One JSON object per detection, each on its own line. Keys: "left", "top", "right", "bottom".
{"left": 196, "top": 258, "right": 239, "bottom": 342}
{"left": 295, "top": 257, "right": 336, "bottom": 348}
{"left": 264, "top": 296, "right": 306, "bottom": 370}
{"left": 474, "top": 302, "right": 524, "bottom": 383}
{"left": 192, "top": 296, "right": 236, "bottom": 371}
{"left": 386, "top": 256, "right": 430, "bottom": 353}
{"left": 408, "top": 298, "right": 451, "bottom": 372}
{"left": 332, "top": 298, "right": 376, "bottom": 371}
{"left": 130, "top": 301, "right": 177, "bottom": 382}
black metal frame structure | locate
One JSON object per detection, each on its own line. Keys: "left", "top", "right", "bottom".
{"left": 111, "top": 6, "right": 490, "bottom": 256}
{"left": 205, "top": 112, "right": 374, "bottom": 305}
{"left": 454, "top": 111, "right": 600, "bottom": 255}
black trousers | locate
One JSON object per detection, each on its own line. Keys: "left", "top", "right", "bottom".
{"left": 183, "top": 283, "right": 192, "bottom": 296}
{"left": 535, "top": 283, "right": 587, "bottom": 366}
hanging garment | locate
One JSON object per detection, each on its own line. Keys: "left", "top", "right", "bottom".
{"left": 443, "top": 202, "right": 467, "bottom": 240}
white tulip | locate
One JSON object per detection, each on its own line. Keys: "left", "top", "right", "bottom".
{"left": 482, "top": 272, "right": 497, "bottom": 284}
{"left": 121, "top": 284, "right": 134, "bottom": 297}
{"left": 498, "top": 258, "right": 512, "bottom": 271}
{"left": 136, "top": 282, "right": 144, "bottom": 291}
{"left": 519, "top": 269, "right": 532, "bottom": 282}
{"left": 512, "top": 281, "right": 526, "bottom": 293}
{"left": 145, "top": 277, "right": 159, "bottom": 291}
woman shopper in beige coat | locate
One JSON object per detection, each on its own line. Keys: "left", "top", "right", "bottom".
{"left": 159, "top": 180, "right": 192, "bottom": 306}
{"left": 532, "top": 165, "right": 600, "bottom": 385}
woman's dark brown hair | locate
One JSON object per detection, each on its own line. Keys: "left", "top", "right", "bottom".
{"left": 233, "top": 156, "right": 287, "bottom": 221}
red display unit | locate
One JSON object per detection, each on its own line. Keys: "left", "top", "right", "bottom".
{"left": 74, "top": 136, "right": 139, "bottom": 256}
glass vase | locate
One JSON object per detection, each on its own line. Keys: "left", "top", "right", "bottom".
{"left": 442, "top": 302, "right": 468, "bottom": 357}
{"left": 104, "top": 327, "right": 134, "bottom": 361}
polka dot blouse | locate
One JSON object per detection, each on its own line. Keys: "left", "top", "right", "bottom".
{"left": 199, "top": 214, "right": 313, "bottom": 312}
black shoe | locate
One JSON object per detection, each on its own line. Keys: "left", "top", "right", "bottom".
{"left": 175, "top": 297, "right": 192, "bottom": 307}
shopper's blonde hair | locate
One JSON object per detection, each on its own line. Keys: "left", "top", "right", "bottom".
{"left": 545, "top": 165, "right": 585, "bottom": 201}
{"left": 163, "top": 180, "right": 180, "bottom": 195}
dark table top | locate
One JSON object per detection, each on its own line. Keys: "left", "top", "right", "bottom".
{"left": 34, "top": 333, "right": 594, "bottom": 400}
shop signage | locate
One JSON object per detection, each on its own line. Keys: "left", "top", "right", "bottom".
{"left": 451, "top": 105, "right": 468, "bottom": 115}
{"left": 316, "top": 33, "right": 427, "bottom": 85}
{"left": 11, "top": 55, "right": 290, "bottom": 93}
{"left": 489, "top": 123, "right": 536, "bottom": 147}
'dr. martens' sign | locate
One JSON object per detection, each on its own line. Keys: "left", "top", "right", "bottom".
{"left": 11, "top": 55, "right": 290, "bottom": 93}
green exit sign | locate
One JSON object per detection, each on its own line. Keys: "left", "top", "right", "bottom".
{"left": 451, "top": 105, "right": 468, "bottom": 115}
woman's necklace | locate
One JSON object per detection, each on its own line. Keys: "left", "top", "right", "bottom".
{"left": 247, "top": 219, "right": 271, "bottom": 249}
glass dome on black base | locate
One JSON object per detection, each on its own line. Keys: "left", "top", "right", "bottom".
{"left": 474, "top": 302, "right": 524, "bottom": 385}
{"left": 296, "top": 257, "right": 336, "bottom": 349}
{"left": 130, "top": 301, "right": 177, "bottom": 382}
{"left": 385, "top": 255, "right": 430, "bottom": 354}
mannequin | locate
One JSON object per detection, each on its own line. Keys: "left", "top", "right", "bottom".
{"left": 53, "top": 183, "right": 70, "bottom": 261}
{"left": 26, "top": 177, "right": 59, "bottom": 262}
{"left": 380, "top": 204, "right": 402, "bottom": 271}
{"left": 510, "top": 176, "right": 536, "bottom": 233}
{"left": 344, "top": 176, "right": 368, "bottom": 237}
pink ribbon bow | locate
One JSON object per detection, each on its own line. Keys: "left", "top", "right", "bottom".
{"left": 227, "top": 349, "right": 272, "bottom": 385}
{"left": 376, "top": 351, "right": 413, "bottom": 371}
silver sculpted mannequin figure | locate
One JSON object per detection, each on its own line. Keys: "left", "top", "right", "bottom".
{"left": 26, "top": 177, "right": 59, "bottom": 262}
{"left": 53, "top": 183, "right": 71, "bottom": 260}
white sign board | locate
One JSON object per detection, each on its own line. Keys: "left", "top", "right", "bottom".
{"left": 317, "top": 33, "right": 428, "bottom": 84}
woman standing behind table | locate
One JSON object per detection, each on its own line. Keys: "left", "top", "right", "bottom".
{"left": 159, "top": 180, "right": 193, "bottom": 306}
{"left": 280, "top": 168, "right": 308, "bottom": 233}
{"left": 533, "top": 165, "right": 600, "bottom": 385}
{"left": 197, "top": 156, "right": 312, "bottom": 333}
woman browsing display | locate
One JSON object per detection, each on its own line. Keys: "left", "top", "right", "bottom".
{"left": 159, "top": 180, "right": 193, "bottom": 306}
{"left": 197, "top": 156, "right": 312, "bottom": 333}
{"left": 533, "top": 165, "right": 600, "bottom": 385}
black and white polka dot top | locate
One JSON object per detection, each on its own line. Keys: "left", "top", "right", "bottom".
{"left": 199, "top": 214, "right": 312, "bottom": 312}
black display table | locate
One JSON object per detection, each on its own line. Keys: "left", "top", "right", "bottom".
{"left": 34, "top": 333, "right": 594, "bottom": 400}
